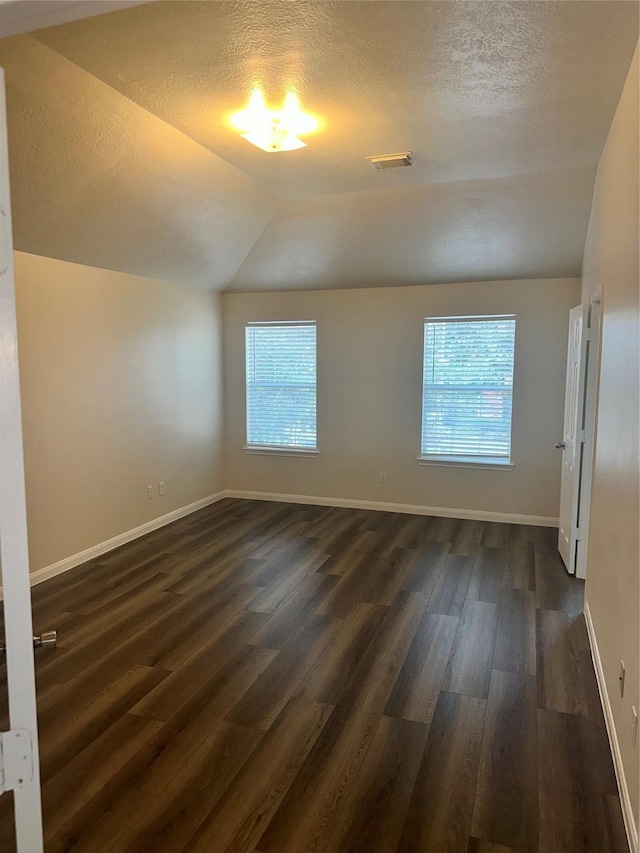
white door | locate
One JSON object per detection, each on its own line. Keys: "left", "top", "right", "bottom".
{"left": 0, "top": 69, "right": 44, "bottom": 851}
{"left": 574, "top": 292, "right": 602, "bottom": 580}
{"left": 557, "top": 304, "right": 589, "bottom": 572}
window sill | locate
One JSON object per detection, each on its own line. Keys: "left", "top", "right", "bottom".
{"left": 417, "top": 455, "right": 513, "bottom": 471}
{"left": 244, "top": 446, "right": 319, "bottom": 458}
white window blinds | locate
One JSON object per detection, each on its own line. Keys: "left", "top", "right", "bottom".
{"left": 421, "top": 316, "right": 516, "bottom": 461}
{"left": 245, "top": 321, "right": 317, "bottom": 450}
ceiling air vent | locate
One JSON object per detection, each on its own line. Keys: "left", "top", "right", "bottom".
{"left": 366, "top": 151, "right": 414, "bottom": 170}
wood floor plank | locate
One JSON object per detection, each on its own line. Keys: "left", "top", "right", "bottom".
{"left": 467, "top": 840, "right": 517, "bottom": 853}
{"left": 163, "top": 549, "right": 262, "bottom": 595}
{"left": 450, "top": 519, "right": 485, "bottom": 556}
{"left": 35, "top": 591, "right": 193, "bottom": 700}
{"left": 295, "top": 602, "right": 388, "bottom": 704}
{"left": 99, "top": 530, "right": 180, "bottom": 567}
{"left": 604, "top": 794, "right": 631, "bottom": 853}
{"left": 256, "top": 590, "right": 428, "bottom": 853}
{"left": 503, "top": 540, "right": 535, "bottom": 591}
{"left": 399, "top": 542, "right": 450, "bottom": 596}
{"left": 122, "top": 721, "right": 266, "bottom": 853}
{"left": 385, "top": 610, "right": 459, "bottom": 723}
{"left": 427, "top": 553, "right": 474, "bottom": 617}
{"left": 186, "top": 697, "right": 334, "bottom": 853}
{"left": 534, "top": 539, "right": 584, "bottom": 615}
{"left": 38, "top": 664, "right": 171, "bottom": 783}
{"left": 36, "top": 577, "right": 178, "bottom": 662}
{"left": 402, "top": 514, "right": 438, "bottom": 550}
{"left": 318, "top": 527, "right": 379, "bottom": 575}
{"left": 70, "top": 554, "right": 182, "bottom": 615}
{"left": 249, "top": 520, "right": 313, "bottom": 563}
{"left": 481, "top": 522, "right": 512, "bottom": 549}
{"left": 49, "top": 781, "right": 155, "bottom": 853}
{"left": 443, "top": 600, "right": 498, "bottom": 699}
{"left": 315, "top": 552, "right": 412, "bottom": 618}
{"left": 129, "top": 609, "right": 271, "bottom": 721}
{"left": 247, "top": 574, "right": 338, "bottom": 649}
{"left": 247, "top": 551, "right": 331, "bottom": 613}
{"left": 304, "top": 506, "right": 360, "bottom": 539}
{"left": 537, "top": 708, "right": 622, "bottom": 852}
{"left": 30, "top": 576, "right": 115, "bottom": 623}
{"left": 379, "top": 515, "right": 433, "bottom": 557}
{"left": 158, "top": 584, "right": 267, "bottom": 670}
{"left": 226, "top": 613, "right": 337, "bottom": 730}
{"left": 397, "top": 691, "right": 486, "bottom": 853}
{"left": 492, "top": 588, "right": 536, "bottom": 676}
{"left": 176, "top": 644, "right": 280, "bottom": 735}
{"left": 374, "top": 514, "right": 425, "bottom": 559}
{"left": 0, "top": 499, "right": 623, "bottom": 853}
{"left": 467, "top": 547, "right": 506, "bottom": 603}
{"left": 332, "top": 715, "right": 429, "bottom": 853}
{"left": 536, "top": 609, "right": 600, "bottom": 717}
{"left": 41, "top": 712, "right": 164, "bottom": 843}
{"left": 471, "top": 670, "right": 538, "bottom": 851}
{"left": 127, "top": 648, "right": 278, "bottom": 797}
{"left": 242, "top": 537, "right": 318, "bottom": 586}
{"left": 428, "top": 515, "right": 461, "bottom": 543}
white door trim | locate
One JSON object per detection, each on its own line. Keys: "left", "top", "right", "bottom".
{"left": 0, "top": 69, "right": 44, "bottom": 850}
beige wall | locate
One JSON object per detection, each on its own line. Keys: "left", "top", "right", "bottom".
{"left": 223, "top": 278, "right": 580, "bottom": 521}
{"left": 15, "top": 252, "right": 224, "bottom": 573}
{"left": 581, "top": 46, "right": 639, "bottom": 834}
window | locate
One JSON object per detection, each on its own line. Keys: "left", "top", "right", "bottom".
{"left": 420, "top": 315, "right": 516, "bottom": 465}
{"left": 245, "top": 321, "right": 317, "bottom": 452}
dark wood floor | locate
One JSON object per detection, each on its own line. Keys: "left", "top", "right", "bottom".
{"left": 0, "top": 498, "right": 627, "bottom": 852}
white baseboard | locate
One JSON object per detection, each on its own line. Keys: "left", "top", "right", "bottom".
{"left": 223, "top": 489, "right": 558, "bottom": 527}
{"left": 27, "top": 491, "right": 226, "bottom": 589}
{"left": 584, "top": 600, "right": 638, "bottom": 853}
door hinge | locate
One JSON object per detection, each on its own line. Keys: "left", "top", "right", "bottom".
{"left": 578, "top": 429, "right": 586, "bottom": 443}
{"left": 0, "top": 730, "right": 34, "bottom": 794}
{"left": 585, "top": 327, "right": 592, "bottom": 341}
{"left": 574, "top": 527, "right": 583, "bottom": 542}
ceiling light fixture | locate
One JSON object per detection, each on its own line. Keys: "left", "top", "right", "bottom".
{"left": 229, "top": 89, "right": 319, "bottom": 153}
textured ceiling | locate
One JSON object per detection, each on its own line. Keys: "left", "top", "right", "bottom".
{"left": 0, "top": 33, "right": 277, "bottom": 289}
{"left": 0, "top": 1, "right": 638, "bottom": 291}
{"left": 0, "top": 1, "right": 152, "bottom": 38}
{"left": 230, "top": 167, "right": 596, "bottom": 292}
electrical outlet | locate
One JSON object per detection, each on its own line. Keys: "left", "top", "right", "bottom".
{"left": 146, "top": 485, "right": 153, "bottom": 500}
{"left": 159, "top": 481, "right": 166, "bottom": 496}
{"left": 632, "top": 706, "right": 638, "bottom": 748}
{"left": 379, "top": 471, "right": 387, "bottom": 483}
{"left": 619, "top": 660, "right": 626, "bottom": 698}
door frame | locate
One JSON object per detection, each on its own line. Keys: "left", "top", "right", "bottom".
{"left": 0, "top": 68, "right": 44, "bottom": 851}
{"left": 574, "top": 287, "right": 603, "bottom": 580}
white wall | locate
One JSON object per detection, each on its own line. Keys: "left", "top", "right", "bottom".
{"left": 15, "top": 252, "right": 224, "bottom": 574}
{"left": 581, "top": 45, "right": 639, "bottom": 844}
{"left": 223, "top": 278, "right": 580, "bottom": 522}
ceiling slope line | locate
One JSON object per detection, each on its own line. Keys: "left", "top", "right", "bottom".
{"left": 25, "top": 32, "right": 278, "bottom": 199}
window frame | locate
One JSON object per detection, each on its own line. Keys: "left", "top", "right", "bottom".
{"left": 418, "top": 314, "right": 516, "bottom": 469}
{"left": 244, "top": 319, "right": 319, "bottom": 456}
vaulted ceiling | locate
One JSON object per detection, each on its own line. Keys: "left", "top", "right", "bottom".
{"left": 0, "top": 1, "right": 638, "bottom": 291}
